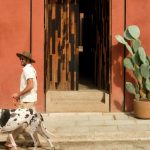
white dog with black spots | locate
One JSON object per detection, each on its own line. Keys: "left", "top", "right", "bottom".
{"left": 0, "top": 108, "right": 55, "bottom": 150}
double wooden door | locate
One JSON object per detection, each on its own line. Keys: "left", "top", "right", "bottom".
{"left": 45, "top": 0, "right": 110, "bottom": 92}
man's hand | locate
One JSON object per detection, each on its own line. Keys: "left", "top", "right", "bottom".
{"left": 11, "top": 79, "right": 33, "bottom": 102}
{"left": 12, "top": 93, "right": 20, "bottom": 101}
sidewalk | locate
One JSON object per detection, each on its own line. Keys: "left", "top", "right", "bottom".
{"left": 1, "top": 112, "right": 150, "bottom": 150}
{"left": 43, "top": 112, "right": 150, "bottom": 150}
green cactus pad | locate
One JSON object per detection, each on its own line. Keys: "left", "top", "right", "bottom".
{"left": 134, "top": 67, "right": 142, "bottom": 84}
{"left": 140, "top": 64, "right": 150, "bottom": 78}
{"left": 124, "top": 28, "right": 135, "bottom": 40}
{"left": 132, "top": 52, "right": 141, "bottom": 65}
{"left": 115, "top": 35, "right": 133, "bottom": 55}
{"left": 132, "top": 40, "right": 141, "bottom": 53}
{"left": 125, "top": 42, "right": 134, "bottom": 55}
{"left": 115, "top": 35, "right": 127, "bottom": 44}
{"left": 135, "top": 83, "right": 140, "bottom": 94}
{"left": 125, "top": 82, "right": 136, "bottom": 95}
{"left": 123, "top": 58, "right": 134, "bottom": 70}
{"left": 145, "top": 78, "right": 150, "bottom": 91}
{"left": 128, "top": 25, "right": 140, "bottom": 40}
{"left": 138, "top": 47, "right": 146, "bottom": 63}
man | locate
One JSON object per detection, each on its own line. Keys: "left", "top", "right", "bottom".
{"left": 12, "top": 51, "right": 37, "bottom": 109}
{"left": 5, "top": 51, "right": 38, "bottom": 148}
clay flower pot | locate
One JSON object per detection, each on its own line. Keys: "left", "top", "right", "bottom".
{"left": 134, "top": 100, "right": 150, "bottom": 119}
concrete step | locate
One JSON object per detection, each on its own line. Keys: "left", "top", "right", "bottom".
{"left": 38, "top": 126, "right": 150, "bottom": 150}
{"left": 55, "top": 141, "right": 150, "bottom": 150}
{"left": 1, "top": 113, "right": 150, "bottom": 150}
{"left": 1, "top": 132, "right": 150, "bottom": 150}
{"left": 42, "top": 113, "right": 150, "bottom": 150}
{"left": 46, "top": 91, "right": 109, "bottom": 112}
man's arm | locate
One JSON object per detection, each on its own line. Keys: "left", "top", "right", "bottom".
{"left": 12, "top": 78, "right": 33, "bottom": 100}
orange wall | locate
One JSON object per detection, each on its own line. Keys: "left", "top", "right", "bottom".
{"left": 0, "top": 0, "right": 44, "bottom": 112}
{"left": 124, "top": 0, "right": 150, "bottom": 111}
{"left": 1, "top": 0, "right": 150, "bottom": 112}
{"left": 111, "top": 0, "right": 125, "bottom": 111}
{"left": 111, "top": 0, "right": 150, "bottom": 112}
{"left": 32, "top": 0, "right": 44, "bottom": 112}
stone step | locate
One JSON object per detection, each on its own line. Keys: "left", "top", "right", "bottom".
{"left": 37, "top": 130, "right": 150, "bottom": 150}
{"left": 47, "top": 91, "right": 106, "bottom": 100}
{"left": 54, "top": 140, "right": 150, "bottom": 150}
{"left": 1, "top": 131, "right": 150, "bottom": 150}
{"left": 46, "top": 91, "right": 109, "bottom": 112}
{"left": 40, "top": 113, "right": 150, "bottom": 150}
{"left": 1, "top": 112, "right": 150, "bottom": 150}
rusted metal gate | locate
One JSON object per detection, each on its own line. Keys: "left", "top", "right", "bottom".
{"left": 45, "top": 0, "right": 79, "bottom": 91}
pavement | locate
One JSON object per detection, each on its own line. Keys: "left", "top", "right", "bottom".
{"left": 1, "top": 112, "right": 150, "bottom": 150}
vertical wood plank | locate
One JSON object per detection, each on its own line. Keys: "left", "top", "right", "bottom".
{"left": 47, "top": 0, "right": 78, "bottom": 90}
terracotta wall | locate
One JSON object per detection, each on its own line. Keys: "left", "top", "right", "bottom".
{"left": 111, "top": 0, "right": 150, "bottom": 111}
{"left": 32, "top": 0, "right": 44, "bottom": 112}
{"left": 1, "top": 0, "right": 150, "bottom": 112}
{"left": 0, "top": 0, "right": 44, "bottom": 111}
{"left": 111, "top": 0, "right": 125, "bottom": 112}
{"left": 124, "top": 0, "right": 150, "bottom": 111}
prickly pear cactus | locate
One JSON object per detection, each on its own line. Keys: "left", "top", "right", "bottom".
{"left": 115, "top": 25, "right": 150, "bottom": 100}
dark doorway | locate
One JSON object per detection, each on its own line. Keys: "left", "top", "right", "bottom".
{"left": 78, "top": 0, "right": 110, "bottom": 92}
{"left": 79, "top": 0, "right": 97, "bottom": 89}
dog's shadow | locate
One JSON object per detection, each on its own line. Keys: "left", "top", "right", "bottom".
{"left": 0, "top": 141, "right": 51, "bottom": 150}
{"left": 0, "top": 141, "right": 6, "bottom": 149}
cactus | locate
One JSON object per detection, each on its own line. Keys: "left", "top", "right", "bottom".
{"left": 140, "top": 64, "right": 150, "bottom": 78}
{"left": 124, "top": 28, "right": 134, "bottom": 40}
{"left": 115, "top": 25, "right": 150, "bottom": 100}
{"left": 125, "top": 82, "right": 136, "bottom": 95}
{"left": 128, "top": 25, "right": 140, "bottom": 39}
{"left": 138, "top": 47, "right": 147, "bottom": 63}
{"left": 123, "top": 58, "right": 134, "bottom": 70}
{"left": 132, "top": 52, "right": 141, "bottom": 65}
{"left": 132, "top": 40, "right": 141, "bottom": 53}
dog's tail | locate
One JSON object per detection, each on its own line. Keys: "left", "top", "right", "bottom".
{"left": 40, "top": 121, "right": 56, "bottom": 137}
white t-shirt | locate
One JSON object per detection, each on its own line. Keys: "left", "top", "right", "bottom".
{"left": 20, "top": 64, "right": 37, "bottom": 102}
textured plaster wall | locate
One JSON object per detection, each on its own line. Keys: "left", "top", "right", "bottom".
{"left": 0, "top": 0, "right": 44, "bottom": 111}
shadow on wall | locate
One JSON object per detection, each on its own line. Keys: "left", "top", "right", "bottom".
{"left": 112, "top": 44, "right": 134, "bottom": 111}
{"left": 125, "top": 61, "right": 135, "bottom": 111}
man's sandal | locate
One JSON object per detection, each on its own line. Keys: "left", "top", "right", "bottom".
{"left": 4, "top": 142, "right": 14, "bottom": 148}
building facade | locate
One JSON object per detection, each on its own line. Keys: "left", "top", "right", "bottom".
{"left": 0, "top": 0, "right": 150, "bottom": 112}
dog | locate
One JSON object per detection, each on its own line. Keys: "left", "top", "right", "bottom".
{"left": 0, "top": 108, "right": 55, "bottom": 150}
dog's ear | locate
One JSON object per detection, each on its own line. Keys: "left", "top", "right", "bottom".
{"left": 0, "top": 109, "right": 11, "bottom": 127}
{"left": 29, "top": 109, "right": 34, "bottom": 115}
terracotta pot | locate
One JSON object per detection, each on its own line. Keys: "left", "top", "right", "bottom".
{"left": 134, "top": 100, "right": 150, "bottom": 119}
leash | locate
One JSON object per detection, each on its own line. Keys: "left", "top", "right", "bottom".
{"left": 12, "top": 98, "right": 19, "bottom": 107}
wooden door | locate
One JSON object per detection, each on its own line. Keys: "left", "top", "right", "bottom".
{"left": 44, "top": 0, "right": 111, "bottom": 112}
{"left": 45, "top": 0, "right": 79, "bottom": 91}
{"left": 96, "top": 0, "right": 110, "bottom": 92}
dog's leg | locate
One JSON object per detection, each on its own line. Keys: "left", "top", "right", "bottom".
{"left": 28, "top": 132, "right": 38, "bottom": 150}
{"left": 8, "top": 133, "right": 17, "bottom": 149}
{"left": 37, "top": 122, "right": 55, "bottom": 149}
{"left": 33, "top": 132, "right": 41, "bottom": 147}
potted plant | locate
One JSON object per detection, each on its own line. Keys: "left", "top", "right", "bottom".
{"left": 115, "top": 25, "right": 150, "bottom": 119}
